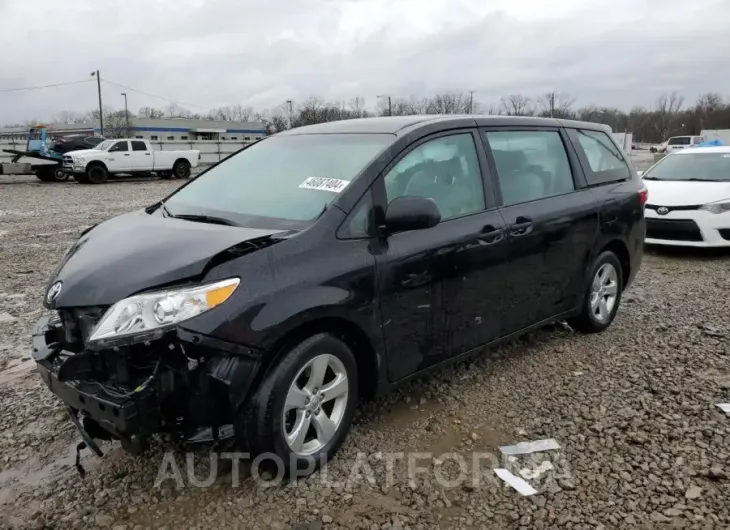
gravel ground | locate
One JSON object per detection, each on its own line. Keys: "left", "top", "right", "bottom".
{"left": 1, "top": 166, "right": 729, "bottom": 530}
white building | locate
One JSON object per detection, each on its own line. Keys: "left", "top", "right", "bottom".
{"left": 0, "top": 118, "right": 267, "bottom": 142}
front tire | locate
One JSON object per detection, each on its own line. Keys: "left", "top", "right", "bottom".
{"left": 84, "top": 165, "right": 108, "bottom": 184}
{"left": 567, "top": 251, "right": 623, "bottom": 333}
{"left": 237, "top": 333, "right": 359, "bottom": 478}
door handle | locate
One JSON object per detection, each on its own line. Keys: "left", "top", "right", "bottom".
{"left": 145, "top": 153, "right": 151, "bottom": 155}
{"left": 123, "top": 154, "right": 130, "bottom": 156}
{"left": 509, "top": 216, "right": 533, "bottom": 237}
{"left": 479, "top": 224, "right": 505, "bottom": 244}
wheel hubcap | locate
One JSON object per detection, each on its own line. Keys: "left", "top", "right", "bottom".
{"left": 590, "top": 263, "right": 618, "bottom": 322}
{"left": 283, "top": 354, "right": 349, "bottom": 456}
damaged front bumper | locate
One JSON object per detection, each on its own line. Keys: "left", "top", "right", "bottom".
{"left": 31, "top": 313, "right": 263, "bottom": 458}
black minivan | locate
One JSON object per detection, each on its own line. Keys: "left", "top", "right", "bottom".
{"left": 32, "top": 115, "right": 646, "bottom": 474}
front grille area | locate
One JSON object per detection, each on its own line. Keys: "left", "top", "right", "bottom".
{"left": 62, "top": 156, "right": 73, "bottom": 167}
{"left": 646, "top": 218, "right": 703, "bottom": 242}
{"left": 646, "top": 204, "right": 701, "bottom": 213}
{"left": 57, "top": 307, "right": 107, "bottom": 352}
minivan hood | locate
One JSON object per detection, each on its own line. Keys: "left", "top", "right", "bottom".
{"left": 46, "top": 210, "right": 286, "bottom": 308}
{"left": 644, "top": 179, "right": 730, "bottom": 206}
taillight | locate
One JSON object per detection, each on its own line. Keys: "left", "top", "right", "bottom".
{"left": 638, "top": 186, "right": 648, "bottom": 206}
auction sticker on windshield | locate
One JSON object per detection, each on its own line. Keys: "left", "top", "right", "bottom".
{"left": 299, "top": 177, "right": 351, "bottom": 193}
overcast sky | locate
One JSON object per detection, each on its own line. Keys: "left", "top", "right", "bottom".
{"left": 1, "top": 0, "right": 730, "bottom": 124}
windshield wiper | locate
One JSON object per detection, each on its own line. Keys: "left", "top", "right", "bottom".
{"left": 642, "top": 176, "right": 662, "bottom": 180}
{"left": 683, "top": 178, "right": 720, "bottom": 182}
{"left": 169, "top": 214, "right": 241, "bottom": 227}
{"left": 159, "top": 202, "right": 173, "bottom": 217}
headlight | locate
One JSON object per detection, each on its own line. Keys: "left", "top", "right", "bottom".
{"left": 88, "top": 278, "right": 240, "bottom": 347}
{"left": 699, "top": 200, "right": 730, "bottom": 214}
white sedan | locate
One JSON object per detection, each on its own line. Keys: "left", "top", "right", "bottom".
{"left": 640, "top": 147, "right": 730, "bottom": 247}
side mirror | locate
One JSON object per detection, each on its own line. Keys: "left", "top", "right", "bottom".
{"left": 637, "top": 170, "right": 644, "bottom": 177}
{"left": 382, "top": 196, "right": 441, "bottom": 234}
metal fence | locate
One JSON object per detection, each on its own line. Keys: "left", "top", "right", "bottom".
{"left": 0, "top": 139, "right": 253, "bottom": 167}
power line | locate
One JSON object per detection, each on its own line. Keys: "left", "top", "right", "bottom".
{"left": 101, "top": 79, "right": 210, "bottom": 110}
{"left": 0, "top": 79, "right": 92, "bottom": 93}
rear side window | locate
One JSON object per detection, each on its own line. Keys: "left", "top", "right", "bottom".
{"left": 131, "top": 141, "right": 147, "bottom": 151}
{"left": 568, "top": 129, "right": 630, "bottom": 185}
{"left": 668, "top": 136, "right": 691, "bottom": 145}
{"left": 484, "top": 130, "right": 575, "bottom": 206}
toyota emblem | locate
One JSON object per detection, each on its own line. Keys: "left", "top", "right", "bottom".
{"left": 657, "top": 206, "right": 669, "bottom": 215}
{"left": 46, "top": 281, "right": 63, "bottom": 303}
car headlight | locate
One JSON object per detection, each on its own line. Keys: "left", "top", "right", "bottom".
{"left": 699, "top": 200, "right": 730, "bottom": 214}
{"left": 87, "top": 278, "right": 240, "bottom": 347}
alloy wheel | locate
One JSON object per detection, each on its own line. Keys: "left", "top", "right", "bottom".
{"left": 590, "top": 263, "right": 618, "bottom": 322}
{"left": 282, "top": 354, "right": 349, "bottom": 456}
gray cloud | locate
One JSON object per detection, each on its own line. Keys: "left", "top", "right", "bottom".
{"left": 1, "top": 0, "right": 729, "bottom": 123}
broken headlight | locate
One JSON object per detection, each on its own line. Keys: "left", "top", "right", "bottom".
{"left": 87, "top": 278, "right": 240, "bottom": 347}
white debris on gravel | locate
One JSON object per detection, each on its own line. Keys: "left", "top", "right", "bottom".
{"left": 717, "top": 403, "right": 730, "bottom": 416}
{"left": 498, "top": 438, "right": 561, "bottom": 456}
{"left": 494, "top": 468, "right": 538, "bottom": 496}
{"left": 0, "top": 173, "right": 729, "bottom": 530}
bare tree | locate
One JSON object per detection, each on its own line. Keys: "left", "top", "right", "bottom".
{"left": 536, "top": 92, "right": 576, "bottom": 118}
{"left": 653, "top": 91, "right": 685, "bottom": 141}
{"left": 137, "top": 106, "right": 165, "bottom": 119}
{"left": 500, "top": 94, "right": 534, "bottom": 116}
{"left": 53, "top": 111, "right": 90, "bottom": 124}
{"left": 207, "top": 104, "right": 254, "bottom": 122}
{"left": 88, "top": 108, "right": 133, "bottom": 138}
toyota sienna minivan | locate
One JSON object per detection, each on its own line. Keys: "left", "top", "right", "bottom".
{"left": 32, "top": 115, "right": 646, "bottom": 475}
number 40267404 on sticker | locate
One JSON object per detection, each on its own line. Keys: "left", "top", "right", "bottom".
{"left": 299, "top": 177, "right": 351, "bottom": 193}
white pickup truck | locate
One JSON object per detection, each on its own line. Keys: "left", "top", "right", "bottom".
{"left": 62, "top": 139, "right": 200, "bottom": 184}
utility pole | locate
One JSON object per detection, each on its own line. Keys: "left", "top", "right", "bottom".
{"left": 90, "top": 71, "right": 104, "bottom": 136}
{"left": 549, "top": 92, "right": 555, "bottom": 118}
{"left": 121, "top": 92, "right": 129, "bottom": 133}
{"left": 469, "top": 91, "right": 474, "bottom": 114}
{"left": 286, "top": 100, "right": 293, "bottom": 129}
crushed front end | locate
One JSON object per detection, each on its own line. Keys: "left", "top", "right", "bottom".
{"left": 31, "top": 306, "right": 262, "bottom": 460}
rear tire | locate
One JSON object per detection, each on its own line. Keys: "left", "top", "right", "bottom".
{"left": 567, "top": 251, "right": 623, "bottom": 333}
{"left": 172, "top": 160, "right": 191, "bottom": 179}
{"left": 85, "top": 164, "right": 108, "bottom": 184}
{"left": 236, "top": 333, "right": 359, "bottom": 478}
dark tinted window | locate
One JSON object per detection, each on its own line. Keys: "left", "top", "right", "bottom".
{"left": 485, "top": 130, "right": 575, "bottom": 205}
{"left": 668, "top": 137, "right": 691, "bottom": 145}
{"left": 568, "top": 129, "right": 630, "bottom": 185}
{"left": 109, "top": 141, "right": 128, "bottom": 152}
{"left": 131, "top": 141, "right": 147, "bottom": 151}
{"left": 384, "top": 133, "right": 485, "bottom": 221}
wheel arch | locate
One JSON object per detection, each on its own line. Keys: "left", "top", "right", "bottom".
{"left": 598, "top": 238, "right": 631, "bottom": 290}
{"left": 86, "top": 160, "right": 108, "bottom": 170}
{"left": 259, "top": 315, "right": 383, "bottom": 402}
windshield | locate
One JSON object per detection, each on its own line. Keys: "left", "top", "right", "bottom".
{"left": 95, "top": 140, "right": 114, "bottom": 150}
{"left": 164, "top": 133, "right": 394, "bottom": 228}
{"left": 643, "top": 153, "right": 730, "bottom": 181}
